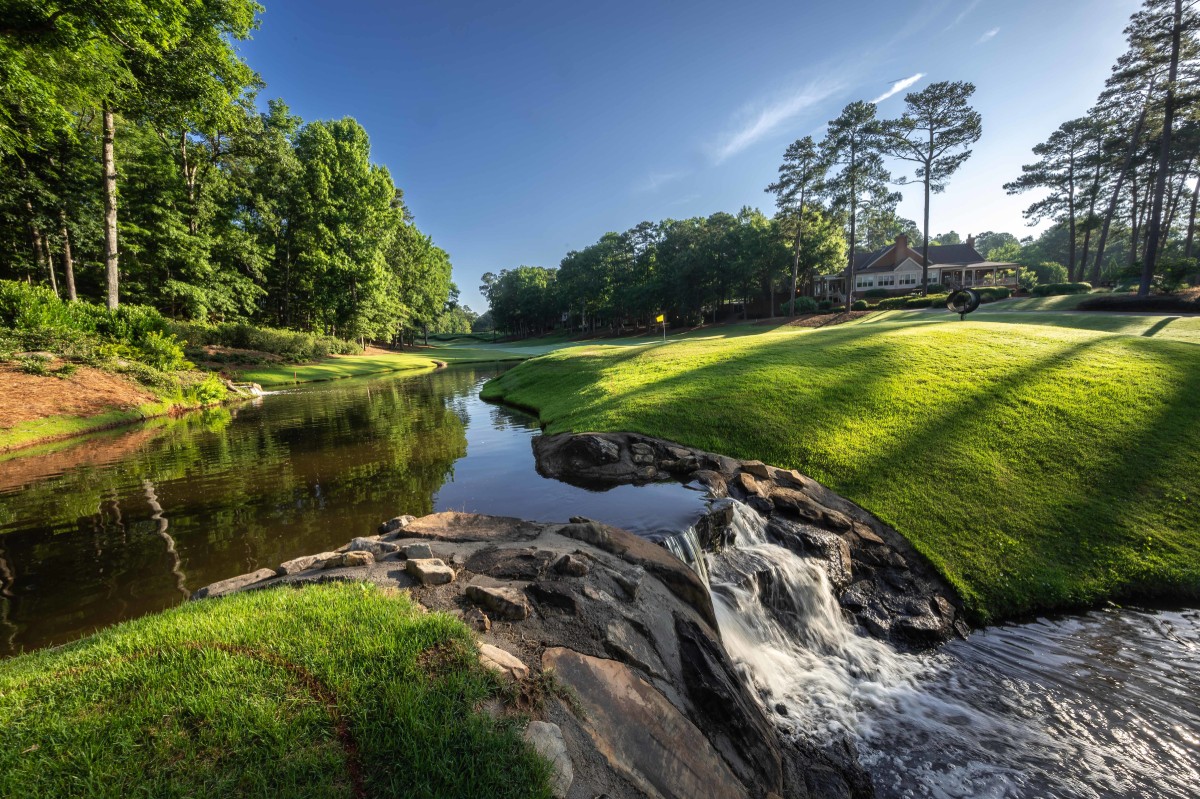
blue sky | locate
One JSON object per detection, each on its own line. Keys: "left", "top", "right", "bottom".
{"left": 239, "top": 0, "right": 1138, "bottom": 311}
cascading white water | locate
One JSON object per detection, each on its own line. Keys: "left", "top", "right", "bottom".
{"left": 677, "top": 499, "right": 1200, "bottom": 799}
{"left": 701, "top": 501, "right": 924, "bottom": 741}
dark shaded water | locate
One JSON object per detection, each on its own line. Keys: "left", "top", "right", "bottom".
{"left": 0, "top": 364, "right": 706, "bottom": 657}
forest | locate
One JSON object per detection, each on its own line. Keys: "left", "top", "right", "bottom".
{"left": 483, "top": 0, "right": 1199, "bottom": 336}
{"left": 0, "top": 1, "right": 465, "bottom": 343}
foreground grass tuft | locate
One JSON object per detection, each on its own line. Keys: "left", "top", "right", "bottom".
{"left": 0, "top": 582, "right": 551, "bottom": 799}
{"left": 482, "top": 318, "right": 1200, "bottom": 622}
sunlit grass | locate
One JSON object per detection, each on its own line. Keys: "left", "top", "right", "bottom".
{"left": 483, "top": 317, "right": 1200, "bottom": 622}
{"left": 0, "top": 582, "right": 550, "bottom": 799}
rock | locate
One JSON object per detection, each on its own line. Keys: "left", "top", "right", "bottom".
{"left": 568, "top": 433, "right": 621, "bottom": 464}
{"left": 478, "top": 642, "right": 530, "bottom": 681}
{"left": 528, "top": 582, "right": 578, "bottom": 615}
{"left": 277, "top": 551, "right": 340, "bottom": 575}
{"left": 555, "top": 520, "right": 718, "bottom": 630}
{"left": 768, "top": 518, "right": 853, "bottom": 592}
{"left": 839, "top": 580, "right": 873, "bottom": 611}
{"left": 400, "top": 542, "right": 433, "bottom": 560}
{"left": 466, "top": 582, "right": 531, "bottom": 620}
{"left": 337, "top": 550, "right": 374, "bottom": 568}
{"left": 675, "top": 616, "right": 783, "bottom": 791}
{"left": 543, "top": 647, "right": 750, "bottom": 799}
{"left": 378, "top": 514, "right": 416, "bottom": 535}
{"left": 742, "top": 460, "right": 770, "bottom": 479}
{"left": 552, "top": 553, "right": 589, "bottom": 576}
{"left": 405, "top": 558, "right": 456, "bottom": 585}
{"left": 466, "top": 547, "right": 554, "bottom": 580}
{"left": 523, "top": 721, "right": 574, "bottom": 799}
{"left": 464, "top": 607, "right": 491, "bottom": 632}
{"left": 735, "top": 471, "right": 766, "bottom": 498}
{"left": 746, "top": 494, "right": 774, "bottom": 515}
{"left": 690, "top": 469, "right": 728, "bottom": 498}
{"left": 347, "top": 537, "right": 400, "bottom": 558}
{"left": 403, "top": 512, "right": 542, "bottom": 543}
{"left": 606, "top": 565, "right": 643, "bottom": 599}
{"left": 629, "top": 442, "right": 655, "bottom": 465}
{"left": 635, "top": 465, "right": 658, "bottom": 481}
{"left": 191, "top": 568, "right": 276, "bottom": 600}
{"left": 894, "top": 613, "right": 947, "bottom": 643}
{"left": 604, "top": 619, "right": 663, "bottom": 677}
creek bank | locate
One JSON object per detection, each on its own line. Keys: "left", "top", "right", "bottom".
{"left": 194, "top": 510, "right": 873, "bottom": 799}
{"left": 533, "top": 431, "right": 968, "bottom": 646}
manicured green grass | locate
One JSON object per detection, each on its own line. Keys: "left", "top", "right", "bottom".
{"left": 234, "top": 349, "right": 528, "bottom": 387}
{"left": 983, "top": 294, "right": 1098, "bottom": 311}
{"left": 866, "top": 307, "right": 1200, "bottom": 344}
{"left": 0, "top": 401, "right": 178, "bottom": 452}
{"left": 483, "top": 318, "right": 1200, "bottom": 622}
{"left": 0, "top": 582, "right": 550, "bottom": 799}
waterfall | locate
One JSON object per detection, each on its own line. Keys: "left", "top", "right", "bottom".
{"left": 701, "top": 501, "right": 924, "bottom": 741}
{"left": 667, "top": 500, "right": 1200, "bottom": 799}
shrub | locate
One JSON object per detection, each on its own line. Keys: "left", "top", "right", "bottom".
{"left": 926, "top": 283, "right": 946, "bottom": 294}
{"left": 863, "top": 288, "right": 891, "bottom": 299}
{"left": 975, "top": 286, "right": 1012, "bottom": 303}
{"left": 817, "top": 300, "right": 833, "bottom": 311}
{"left": 784, "top": 296, "right": 819, "bottom": 314}
{"left": 169, "top": 321, "right": 361, "bottom": 363}
{"left": 1078, "top": 289, "right": 1200, "bottom": 314}
{"left": 136, "top": 330, "right": 190, "bottom": 371}
{"left": 1018, "top": 271, "right": 1039, "bottom": 292}
{"left": 1030, "top": 261, "right": 1068, "bottom": 285}
{"left": 1031, "top": 282, "right": 1092, "bottom": 297}
{"left": 851, "top": 299, "right": 870, "bottom": 311}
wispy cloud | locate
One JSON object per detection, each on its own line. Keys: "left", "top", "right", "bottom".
{"left": 634, "top": 170, "right": 687, "bottom": 194}
{"left": 870, "top": 73, "right": 925, "bottom": 104}
{"left": 709, "top": 77, "right": 843, "bottom": 164}
{"left": 977, "top": 27, "right": 1000, "bottom": 44}
{"left": 945, "top": 0, "right": 982, "bottom": 30}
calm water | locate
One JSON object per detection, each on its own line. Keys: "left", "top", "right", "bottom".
{"left": 0, "top": 364, "right": 707, "bottom": 657}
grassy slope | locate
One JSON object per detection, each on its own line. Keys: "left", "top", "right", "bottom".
{"left": 0, "top": 400, "right": 176, "bottom": 451}
{"left": 867, "top": 307, "right": 1200, "bottom": 344}
{"left": 0, "top": 582, "right": 549, "bottom": 799}
{"left": 482, "top": 317, "right": 1200, "bottom": 621}
{"left": 232, "top": 347, "right": 526, "bottom": 387}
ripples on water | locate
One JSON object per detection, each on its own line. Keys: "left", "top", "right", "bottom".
{"left": 704, "top": 502, "right": 1200, "bottom": 799}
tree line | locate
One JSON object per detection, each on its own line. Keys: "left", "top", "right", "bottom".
{"left": 1, "top": 1, "right": 458, "bottom": 343}
{"left": 1005, "top": 0, "right": 1200, "bottom": 293}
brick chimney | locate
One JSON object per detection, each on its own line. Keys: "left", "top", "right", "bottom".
{"left": 894, "top": 234, "right": 908, "bottom": 265}
{"left": 966, "top": 233, "right": 976, "bottom": 250}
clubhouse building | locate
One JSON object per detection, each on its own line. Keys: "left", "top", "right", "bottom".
{"left": 815, "top": 234, "right": 1022, "bottom": 300}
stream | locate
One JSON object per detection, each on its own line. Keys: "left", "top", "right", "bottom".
{"left": 2, "top": 364, "right": 1197, "bottom": 797}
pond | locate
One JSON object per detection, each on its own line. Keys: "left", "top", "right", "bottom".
{"left": 0, "top": 364, "right": 707, "bottom": 657}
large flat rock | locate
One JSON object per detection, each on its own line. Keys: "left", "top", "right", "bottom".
{"left": 543, "top": 647, "right": 748, "bottom": 799}
{"left": 401, "top": 511, "right": 542, "bottom": 542}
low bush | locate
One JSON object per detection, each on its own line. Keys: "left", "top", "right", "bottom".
{"left": 1077, "top": 289, "right": 1200, "bottom": 314}
{"left": 875, "top": 293, "right": 950, "bottom": 310}
{"left": 784, "top": 296, "right": 819, "bottom": 315}
{"left": 170, "top": 321, "right": 361, "bottom": 363}
{"left": 817, "top": 300, "right": 833, "bottom": 311}
{"left": 926, "top": 283, "right": 947, "bottom": 294}
{"left": 851, "top": 299, "right": 870, "bottom": 311}
{"left": 975, "top": 286, "right": 1012, "bottom": 303}
{"left": 1032, "top": 282, "right": 1092, "bottom": 297}
{"left": 863, "top": 288, "right": 891, "bottom": 299}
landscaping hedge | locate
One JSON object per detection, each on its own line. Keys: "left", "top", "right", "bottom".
{"left": 851, "top": 300, "right": 870, "bottom": 311}
{"left": 975, "top": 286, "right": 1012, "bottom": 302}
{"left": 1077, "top": 290, "right": 1200, "bottom": 313}
{"left": 875, "top": 293, "right": 950, "bottom": 310}
{"left": 1032, "top": 282, "right": 1092, "bottom": 297}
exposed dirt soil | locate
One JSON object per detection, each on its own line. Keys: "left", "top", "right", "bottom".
{"left": 771, "top": 311, "right": 873, "bottom": 328}
{"left": 0, "top": 363, "right": 157, "bottom": 428}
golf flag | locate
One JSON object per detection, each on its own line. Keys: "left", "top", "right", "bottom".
{"left": 655, "top": 314, "right": 664, "bottom": 322}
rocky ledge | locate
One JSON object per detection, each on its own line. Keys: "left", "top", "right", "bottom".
{"left": 534, "top": 431, "right": 969, "bottom": 645}
{"left": 193, "top": 511, "right": 871, "bottom": 799}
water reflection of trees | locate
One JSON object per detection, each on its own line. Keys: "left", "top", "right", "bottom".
{"left": 1, "top": 367, "right": 483, "bottom": 656}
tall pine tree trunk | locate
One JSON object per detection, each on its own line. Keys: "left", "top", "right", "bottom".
{"left": 1185, "top": 174, "right": 1199, "bottom": 257}
{"left": 58, "top": 209, "right": 76, "bottom": 301}
{"left": 788, "top": 191, "right": 807, "bottom": 317}
{"left": 1091, "top": 102, "right": 1148, "bottom": 283}
{"left": 1066, "top": 150, "right": 1078, "bottom": 281}
{"left": 921, "top": 173, "right": 931, "bottom": 294}
{"left": 102, "top": 101, "right": 120, "bottom": 310}
{"left": 1141, "top": 0, "right": 1184, "bottom": 296}
{"left": 1130, "top": 173, "right": 1140, "bottom": 268}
